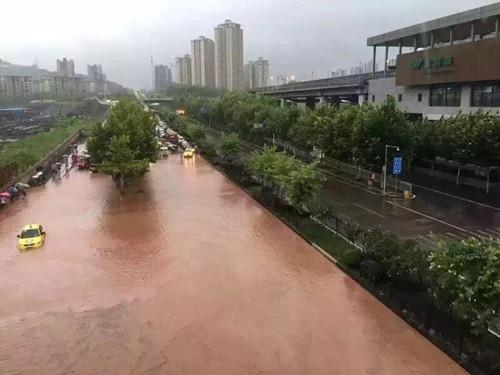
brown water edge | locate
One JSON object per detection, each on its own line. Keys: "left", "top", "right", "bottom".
{"left": 0, "top": 156, "right": 467, "bottom": 374}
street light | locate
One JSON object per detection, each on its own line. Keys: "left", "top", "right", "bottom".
{"left": 383, "top": 144, "right": 400, "bottom": 196}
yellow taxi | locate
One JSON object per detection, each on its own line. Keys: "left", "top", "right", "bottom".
{"left": 17, "top": 224, "right": 46, "bottom": 250}
{"left": 183, "top": 148, "right": 195, "bottom": 158}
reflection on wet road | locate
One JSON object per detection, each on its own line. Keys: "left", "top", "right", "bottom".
{"left": 323, "top": 175, "right": 500, "bottom": 247}
{"left": 0, "top": 157, "right": 467, "bottom": 374}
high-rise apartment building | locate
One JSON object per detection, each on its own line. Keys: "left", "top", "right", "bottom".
{"left": 191, "top": 36, "right": 215, "bottom": 88}
{"left": 154, "top": 64, "right": 172, "bottom": 91}
{"left": 0, "top": 76, "right": 34, "bottom": 97}
{"left": 244, "top": 62, "right": 255, "bottom": 89}
{"left": 87, "top": 64, "right": 105, "bottom": 81}
{"left": 244, "top": 58, "right": 269, "bottom": 89}
{"left": 214, "top": 20, "right": 244, "bottom": 90}
{"left": 175, "top": 55, "right": 192, "bottom": 85}
{"left": 56, "top": 58, "right": 75, "bottom": 76}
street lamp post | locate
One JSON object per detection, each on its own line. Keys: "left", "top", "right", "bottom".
{"left": 383, "top": 145, "right": 400, "bottom": 196}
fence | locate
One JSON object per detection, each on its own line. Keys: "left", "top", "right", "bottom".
{"left": 266, "top": 193, "right": 498, "bottom": 375}
{"left": 412, "top": 158, "right": 500, "bottom": 194}
{"left": 266, "top": 138, "right": 413, "bottom": 196}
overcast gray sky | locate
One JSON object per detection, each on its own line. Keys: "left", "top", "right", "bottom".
{"left": 0, "top": 0, "right": 496, "bottom": 88}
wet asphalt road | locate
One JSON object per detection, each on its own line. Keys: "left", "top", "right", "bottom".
{"left": 322, "top": 175, "right": 500, "bottom": 247}
{"left": 0, "top": 156, "right": 467, "bottom": 374}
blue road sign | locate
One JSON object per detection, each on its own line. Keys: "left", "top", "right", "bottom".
{"left": 392, "top": 156, "right": 403, "bottom": 175}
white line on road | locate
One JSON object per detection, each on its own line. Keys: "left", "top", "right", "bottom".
{"left": 353, "top": 203, "right": 386, "bottom": 218}
{"left": 476, "top": 229, "right": 494, "bottom": 237}
{"left": 417, "top": 234, "right": 439, "bottom": 247}
{"left": 385, "top": 200, "right": 476, "bottom": 236}
{"left": 445, "top": 232, "right": 466, "bottom": 240}
{"left": 412, "top": 183, "right": 500, "bottom": 212}
{"left": 484, "top": 228, "right": 500, "bottom": 237}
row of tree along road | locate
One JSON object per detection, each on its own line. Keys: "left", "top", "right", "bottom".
{"left": 159, "top": 97, "right": 500, "bottom": 375}
{"left": 176, "top": 91, "right": 500, "bottom": 186}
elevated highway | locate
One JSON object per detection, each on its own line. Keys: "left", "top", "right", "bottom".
{"left": 254, "top": 71, "right": 394, "bottom": 108}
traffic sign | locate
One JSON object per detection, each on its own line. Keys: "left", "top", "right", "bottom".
{"left": 392, "top": 156, "right": 403, "bottom": 175}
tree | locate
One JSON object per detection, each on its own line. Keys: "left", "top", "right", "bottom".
{"left": 351, "top": 98, "right": 413, "bottom": 170}
{"left": 99, "top": 135, "right": 149, "bottom": 192}
{"left": 284, "top": 163, "right": 324, "bottom": 211}
{"left": 87, "top": 100, "right": 157, "bottom": 191}
{"left": 248, "top": 146, "right": 324, "bottom": 210}
{"left": 430, "top": 238, "right": 500, "bottom": 332}
{"left": 217, "top": 133, "right": 241, "bottom": 163}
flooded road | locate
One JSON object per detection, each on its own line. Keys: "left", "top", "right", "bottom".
{"left": 0, "top": 156, "right": 467, "bottom": 374}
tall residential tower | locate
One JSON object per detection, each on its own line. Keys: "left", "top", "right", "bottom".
{"left": 191, "top": 36, "right": 215, "bottom": 88}
{"left": 175, "top": 55, "right": 192, "bottom": 85}
{"left": 245, "top": 57, "right": 269, "bottom": 89}
{"left": 214, "top": 20, "right": 244, "bottom": 90}
{"left": 154, "top": 64, "right": 172, "bottom": 91}
{"left": 56, "top": 58, "right": 75, "bottom": 76}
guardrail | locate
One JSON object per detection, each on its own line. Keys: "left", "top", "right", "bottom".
{"left": 256, "top": 71, "right": 395, "bottom": 94}
{"left": 267, "top": 138, "right": 412, "bottom": 196}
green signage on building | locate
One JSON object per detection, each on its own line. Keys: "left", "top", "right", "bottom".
{"left": 411, "top": 56, "right": 454, "bottom": 69}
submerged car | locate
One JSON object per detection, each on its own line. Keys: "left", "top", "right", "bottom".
{"left": 183, "top": 148, "right": 195, "bottom": 158}
{"left": 17, "top": 224, "right": 46, "bottom": 250}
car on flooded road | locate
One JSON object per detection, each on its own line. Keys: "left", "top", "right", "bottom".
{"left": 17, "top": 224, "right": 46, "bottom": 250}
{"left": 183, "top": 148, "right": 195, "bottom": 158}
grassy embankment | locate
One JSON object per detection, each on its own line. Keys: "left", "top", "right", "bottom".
{"left": 0, "top": 118, "right": 94, "bottom": 173}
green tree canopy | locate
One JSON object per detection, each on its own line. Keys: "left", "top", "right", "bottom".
{"left": 217, "top": 133, "right": 241, "bottom": 163}
{"left": 87, "top": 100, "right": 157, "bottom": 190}
{"left": 430, "top": 238, "right": 500, "bottom": 332}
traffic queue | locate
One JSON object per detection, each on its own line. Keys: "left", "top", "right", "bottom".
{"left": 156, "top": 120, "right": 195, "bottom": 159}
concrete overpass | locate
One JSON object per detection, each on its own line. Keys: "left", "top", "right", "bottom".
{"left": 254, "top": 71, "right": 393, "bottom": 109}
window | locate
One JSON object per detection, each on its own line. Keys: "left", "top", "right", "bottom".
{"left": 471, "top": 83, "right": 500, "bottom": 107}
{"left": 398, "top": 94, "right": 402, "bottom": 102}
{"left": 20, "top": 229, "right": 40, "bottom": 238}
{"left": 417, "top": 93, "right": 422, "bottom": 102}
{"left": 429, "top": 85, "right": 461, "bottom": 107}
{"left": 372, "top": 95, "right": 375, "bottom": 102}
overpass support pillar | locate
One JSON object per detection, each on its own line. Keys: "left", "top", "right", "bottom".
{"left": 318, "top": 96, "right": 327, "bottom": 106}
{"left": 305, "top": 97, "right": 316, "bottom": 110}
{"left": 280, "top": 98, "right": 285, "bottom": 108}
{"left": 358, "top": 94, "right": 366, "bottom": 106}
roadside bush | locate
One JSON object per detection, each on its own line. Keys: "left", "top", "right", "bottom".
{"left": 360, "top": 260, "right": 385, "bottom": 282}
{"left": 340, "top": 247, "right": 363, "bottom": 268}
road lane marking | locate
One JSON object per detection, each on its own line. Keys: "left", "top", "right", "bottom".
{"left": 484, "top": 228, "right": 500, "bottom": 237}
{"left": 417, "top": 234, "right": 438, "bottom": 247}
{"left": 477, "top": 229, "right": 494, "bottom": 237}
{"left": 412, "top": 183, "right": 500, "bottom": 212}
{"left": 353, "top": 203, "right": 386, "bottom": 218}
{"left": 321, "top": 171, "right": 381, "bottom": 197}
{"left": 445, "top": 232, "right": 466, "bottom": 240}
{"left": 385, "top": 200, "right": 476, "bottom": 236}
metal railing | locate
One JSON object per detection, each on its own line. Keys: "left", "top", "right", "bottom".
{"left": 255, "top": 71, "right": 395, "bottom": 94}
{"left": 266, "top": 138, "right": 412, "bottom": 196}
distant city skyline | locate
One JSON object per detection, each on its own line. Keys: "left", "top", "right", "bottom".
{"left": 1, "top": 0, "right": 495, "bottom": 88}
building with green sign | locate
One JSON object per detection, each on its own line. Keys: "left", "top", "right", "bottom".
{"left": 367, "top": 2, "right": 500, "bottom": 120}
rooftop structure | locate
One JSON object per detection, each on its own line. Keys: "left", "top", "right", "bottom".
{"left": 367, "top": 3, "right": 500, "bottom": 48}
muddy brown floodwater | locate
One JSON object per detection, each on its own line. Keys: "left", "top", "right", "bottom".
{"left": 0, "top": 156, "right": 467, "bottom": 375}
